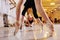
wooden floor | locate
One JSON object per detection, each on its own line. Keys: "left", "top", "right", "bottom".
{"left": 0, "top": 24, "right": 60, "bottom": 40}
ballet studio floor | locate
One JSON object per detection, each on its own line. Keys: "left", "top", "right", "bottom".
{"left": 0, "top": 24, "right": 60, "bottom": 40}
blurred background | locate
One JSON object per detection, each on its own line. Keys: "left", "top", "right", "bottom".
{"left": 0, "top": 0, "right": 60, "bottom": 27}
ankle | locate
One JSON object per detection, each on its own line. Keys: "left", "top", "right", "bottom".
{"left": 46, "top": 20, "right": 53, "bottom": 25}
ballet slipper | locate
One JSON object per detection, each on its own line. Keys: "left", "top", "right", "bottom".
{"left": 45, "top": 21, "right": 54, "bottom": 37}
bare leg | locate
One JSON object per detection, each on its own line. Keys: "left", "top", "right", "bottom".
{"left": 20, "top": 16, "right": 24, "bottom": 29}
{"left": 35, "top": 0, "right": 54, "bottom": 37}
{"left": 35, "top": 0, "right": 50, "bottom": 21}
{"left": 14, "top": 0, "right": 23, "bottom": 35}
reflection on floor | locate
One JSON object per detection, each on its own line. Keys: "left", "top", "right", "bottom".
{"left": 0, "top": 24, "right": 60, "bottom": 40}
